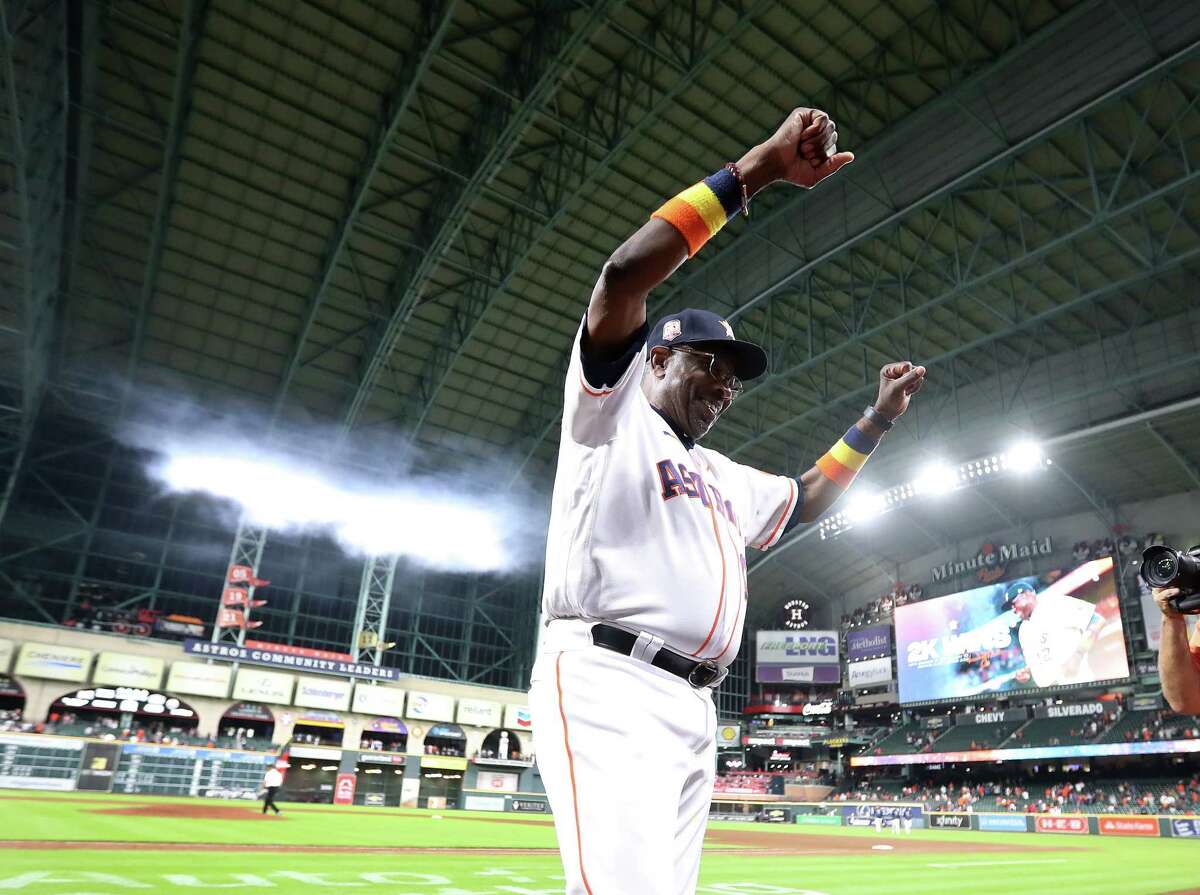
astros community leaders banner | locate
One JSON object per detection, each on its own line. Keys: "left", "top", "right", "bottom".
{"left": 183, "top": 639, "right": 399, "bottom": 680}
{"left": 894, "top": 558, "right": 1130, "bottom": 703}
{"left": 755, "top": 630, "right": 840, "bottom": 684}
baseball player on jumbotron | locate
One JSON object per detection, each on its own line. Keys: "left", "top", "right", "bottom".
{"left": 529, "top": 107, "right": 926, "bottom": 894}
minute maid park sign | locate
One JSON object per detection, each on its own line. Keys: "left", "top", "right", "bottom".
{"left": 929, "top": 536, "right": 1053, "bottom": 585}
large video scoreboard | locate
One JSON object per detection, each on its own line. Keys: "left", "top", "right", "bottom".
{"left": 895, "top": 558, "right": 1130, "bottom": 703}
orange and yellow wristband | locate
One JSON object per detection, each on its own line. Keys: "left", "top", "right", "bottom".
{"left": 652, "top": 167, "right": 744, "bottom": 256}
{"left": 816, "top": 425, "right": 879, "bottom": 489}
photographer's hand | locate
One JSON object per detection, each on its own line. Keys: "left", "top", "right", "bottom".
{"left": 1157, "top": 588, "right": 1200, "bottom": 713}
{"left": 1154, "top": 586, "right": 1186, "bottom": 618}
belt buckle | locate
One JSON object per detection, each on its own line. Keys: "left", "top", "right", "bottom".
{"left": 687, "top": 659, "right": 721, "bottom": 688}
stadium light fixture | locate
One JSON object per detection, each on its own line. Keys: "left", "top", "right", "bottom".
{"left": 912, "top": 462, "right": 957, "bottom": 496}
{"left": 817, "top": 440, "right": 1051, "bottom": 541}
{"left": 844, "top": 490, "right": 886, "bottom": 524}
{"left": 1002, "top": 440, "right": 1044, "bottom": 473}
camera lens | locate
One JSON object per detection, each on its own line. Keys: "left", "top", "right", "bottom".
{"left": 1142, "top": 545, "right": 1180, "bottom": 587}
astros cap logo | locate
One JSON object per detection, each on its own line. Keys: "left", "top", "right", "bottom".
{"left": 662, "top": 319, "right": 682, "bottom": 341}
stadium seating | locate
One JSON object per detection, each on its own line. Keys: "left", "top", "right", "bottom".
{"left": 831, "top": 775, "right": 1200, "bottom": 815}
{"left": 1095, "top": 711, "right": 1159, "bottom": 743}
{"left": 863, "top": 722, "right": 928, "bottom": 755}
{"left": 1003, "top": 715, "right": 1099, "bottom": 748}
{"left": 927, "top": 720, "right": 1024, "bottom": 752}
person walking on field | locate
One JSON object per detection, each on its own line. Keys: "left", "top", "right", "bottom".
{"left": 529, "top": 105, "right": 926, "bottom": 894}
{"left": 261, "top": 765, "right": 283, "bottom": 815}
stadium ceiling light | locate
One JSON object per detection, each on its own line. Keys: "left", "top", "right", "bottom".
{"left": 1002, "top": 440, "right": 1044, "bottom": 473}
{"left": 912, "top": 462, "right": 957, "bottom": 496}
{"left": 844, "top": 489, "right": 886, "bottom": 524}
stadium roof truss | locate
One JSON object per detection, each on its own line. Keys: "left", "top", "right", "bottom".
{"left": 0, "top": 0, "right": 1197, "bottom": 688}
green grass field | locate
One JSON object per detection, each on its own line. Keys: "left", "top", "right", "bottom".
{"left": 0, "top": 791, "right": 1195, "bottom": 894}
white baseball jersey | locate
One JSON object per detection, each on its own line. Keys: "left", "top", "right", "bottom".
{"left": 541, "top": 318, "right": 802, "bottom": 665}
{"left": 1018, "top": 593, "right": 1100, "bottom": 687}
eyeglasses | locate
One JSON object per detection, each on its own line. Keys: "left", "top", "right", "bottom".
{"left": 673, "top": 346, "right": 743, "bottom": 397}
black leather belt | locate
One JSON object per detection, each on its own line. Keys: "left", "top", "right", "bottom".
{"left": 591, "top": 623, "right": 725, "bottom": 689}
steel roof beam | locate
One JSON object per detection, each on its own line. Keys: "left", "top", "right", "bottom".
{"left": 1144, "top": 424, "right": 1200, "bottom": 491}
{"left": 717, "top": 35, "right": 1200, "bottom": 327}
{"left": 395, "top": 0, "right": 778, "bottom": 443}
{"left": 0, "top": 0, "right": 69, "bottom": 532}
{"left": 270, "top": 0, "right": 459, "bottom": 419}
{"left": 750, "top": 358, "right": 1200, "bottom": 577}
{"left": 122, "top": 0, "right": 208, "bottom": 383}
{"left": 415, "top": 0, "right": 1024, "bottom": 451}
{"left": 336, "top": 0, "right": 623, "bottom": 434}
{"left": 503, "top": 0, "right": 1115, "bottom": 479}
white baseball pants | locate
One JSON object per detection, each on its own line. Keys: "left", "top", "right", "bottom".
{"left": 529, "top": 619, "right": 717, "bottom": 895}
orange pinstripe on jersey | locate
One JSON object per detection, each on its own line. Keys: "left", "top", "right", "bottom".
{"left": 556, "top": 652, "right": 596, "bottom": 895}
{"left": 689, "top": 498, "right": 728, "bottom": 658}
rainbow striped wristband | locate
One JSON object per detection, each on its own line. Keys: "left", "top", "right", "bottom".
{"left": 816, "top": 425, "right": 879, "bottom": 489}
{"left": 651, "top": 167, "right": 743, "bottom": 257}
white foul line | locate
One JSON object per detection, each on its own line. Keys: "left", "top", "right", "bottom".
{"left": 926, "top": 860, "right": 1069, "bottom": 868}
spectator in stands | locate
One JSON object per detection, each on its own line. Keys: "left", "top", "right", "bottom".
{"left": 1154, "top": 584, "right": 1200, "bottom": 713}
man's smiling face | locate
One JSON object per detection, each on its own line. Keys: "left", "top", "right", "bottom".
{"left": 645, "top": 345, "right": 740, "bottom": 441}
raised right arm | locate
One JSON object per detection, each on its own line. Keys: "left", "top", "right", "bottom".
{"left": 585, "top": 108, "right": 853, "bottom": 360}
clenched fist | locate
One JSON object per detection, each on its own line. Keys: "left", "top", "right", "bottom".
{"left": 760, "top": 107, "right": 854, "bottom": 189}
{"left": 874, "top": 361, "right": 927, "bottom": 420}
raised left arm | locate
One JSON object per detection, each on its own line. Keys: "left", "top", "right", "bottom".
{"left": 796, "top": 361, "right": 926, "bottom": 523}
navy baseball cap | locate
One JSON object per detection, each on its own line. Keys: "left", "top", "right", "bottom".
{"left": 647, "top": 309, "right": 768, "bottom": 380}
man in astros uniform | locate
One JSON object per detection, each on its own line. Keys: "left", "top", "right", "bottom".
{"left": 529, "top": 107, "right": 927, "bottom": 894}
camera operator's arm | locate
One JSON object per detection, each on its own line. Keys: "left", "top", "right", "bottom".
{"left": 1155, "top": 587, "right": 1200, "bottom": 714}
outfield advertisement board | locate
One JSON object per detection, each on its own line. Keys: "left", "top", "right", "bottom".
{"left": 406, "top": 691, "right": 454, "bottom": 722}
{"left": 1098, "top": 815, "right": 1159, "bottom": 836}
{"left": 794, "top": 815, "right": 842, "bottom": 826}
{"left": 232, "top": 668, "right": 294, "bottom": 705}
{"left": 294, "top": 676, "right": 352, "bottom": 711}
{"left": 978, "top": 814, "right": 1029, "bottom": 832}
{"left": 1035, "top": 815, "right": 1089, "bottom": 835}
{"left": 847, "top": 656, "right": 892, "bottom": 687}
{"left": 929, "top": 812, "right": 971, "bottom": 829}
{"left": 463, "top": 795, "right": 506, "bottom": 812}
{"left": 503, "top": 704, "right": 533, "bottom": 730}
{"left": 352, "top": 684, "right": 406, "bottom": 717}
{"left": 846, "top": 625, "right": 892, "bottom": 661}
{"left": 14, "top": 643, "right": 92, "bottom": 682}
{"left": 895, "top": 558, "right": 1129, "bottom": 703}
{"left": 756, "top": 630, "right": 840, "bottom": 683}
{"left": 456, "top": 698, "right": 503, "bottom": 728}
{"left": 92, "top": 652, "right": 164, "bottom": 689}
{"left": 841, "top": 804, "right": 922, "bottom": 826}
{"left": 1171, "top": 819, "right": 1200, "bottom": 838}
{"left": 165, "top": 661, "right": 231, "bottom": 698}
